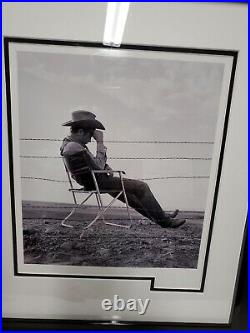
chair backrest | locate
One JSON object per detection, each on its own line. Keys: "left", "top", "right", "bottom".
{"left": 62, "top": 151, "right": 97, "bottom": 192}
{"left": 63, "top": 151, "right": 90, "bottom": 178}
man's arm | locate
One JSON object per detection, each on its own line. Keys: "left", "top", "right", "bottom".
{"left": 89, "top": 130, "right": 107, "bottom": 170}
{"left": 61, "top": 140, "right": 107, "bottom": 171}
{"left": 86, "top": 141, "right": 107, "bottom": 170}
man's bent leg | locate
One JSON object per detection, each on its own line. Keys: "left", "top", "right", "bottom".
{"left": 110, "top": 191, "right": 154, "bottom": 221}
{"left": 97, "top": 177, "right": 165, "bottom": 222}
{"left": 96, "top": 176, "right": 154, "bottom": 220}
{"left": 124, "top": 179, "right": 167, "bottom": 223}
{"left": 97, "top": 176, "right": 185, "bottom": 228}
{"left": 120, "top": 179, "right": 186, "bottom": 228}
{"left": 128, "top": 180, "right": 186, "bottom": 228}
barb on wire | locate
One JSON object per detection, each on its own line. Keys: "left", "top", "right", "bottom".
{"left": 20, "top": 138, "right": 214, "bottom": 144}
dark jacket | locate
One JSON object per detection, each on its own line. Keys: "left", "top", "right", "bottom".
{"left": 60, "top": 136, "right": 111, "bottom": 188}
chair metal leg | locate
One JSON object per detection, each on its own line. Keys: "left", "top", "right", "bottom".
{"left": 91, "top": 171, "right": 106, "bottom": 223}
{"left": 119, "top": 172, "right": 133, "bottom": 224}
{"left": 80, "top": 191, "right": 128, "bottom": 238}
{"left": 61, "top": 208, "right": 76, "bottom": 228}
{"left": 79, "top": 192, "right": 94, "bottom": 206}
{"left": 95, "top": 193, "right": 106, "bottom": 223}
{"left": 61, "top": 192, "right": 94, "bottom": 228}
{"left": 104, "top": 221, "right": 131, "bottom": 229}
{"left": 61, "top": 161, "right": 78, "bottom": 228}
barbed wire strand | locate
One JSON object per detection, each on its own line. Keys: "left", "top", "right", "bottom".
{"left": 20, "top": 155, "right": 212, "bottom": 161}
{"left": 21, "top": 175, "right": 207, "bottom": 214}
{"left": 20, "top": 138, "right": 214, "bottom": 144}
{"left": 22, "top": 176, "right": 68, "bottom": 183}
{"left": 140, "top": 176, "right": 209, "bottom": 180}
{"left": 21, "top": 175, "right": 209, "bottom": 183}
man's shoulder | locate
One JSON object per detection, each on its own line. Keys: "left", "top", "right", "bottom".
{"left": 61, "top": 140, "right": 87, "bottom": 155}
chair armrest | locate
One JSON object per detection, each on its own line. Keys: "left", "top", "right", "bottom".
{"left": 92, "top": 170, "right": 126, "bottom": 175}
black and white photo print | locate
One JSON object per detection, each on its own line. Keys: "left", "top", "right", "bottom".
{"left": 5, "top": 38, "right": 237, "bottom": 290}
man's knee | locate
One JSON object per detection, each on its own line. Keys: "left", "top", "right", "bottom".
{"left": 135, "top": 180, "right": 149, "bottom": 196}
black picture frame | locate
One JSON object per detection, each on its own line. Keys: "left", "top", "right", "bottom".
{"left": 3, "top": 36, "right": 247, "bottom": 327}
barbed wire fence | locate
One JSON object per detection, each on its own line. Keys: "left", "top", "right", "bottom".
{"left": 20, "top": 138, "right": 214, "bottom": 144}
{"left": 20, "top": 137, "right": 212, "bottom": 222}
{"left": 21, "top": 155, "right": 212, "bottom": 161}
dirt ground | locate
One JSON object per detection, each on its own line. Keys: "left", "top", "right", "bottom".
{"left": 22, "top": 201, "right": 203, "bottom": 268}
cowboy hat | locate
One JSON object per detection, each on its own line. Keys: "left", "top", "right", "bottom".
{"left": 62, "top": 110, "right": 105, "bottom": 130}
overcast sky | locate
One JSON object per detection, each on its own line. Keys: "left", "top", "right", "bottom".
{"left": 17, "top": 48, "right": 225, "bottom": 211}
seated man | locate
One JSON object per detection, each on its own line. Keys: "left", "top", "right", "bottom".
{"left": 60, "top": 110, "right": 186, "bottom": 228}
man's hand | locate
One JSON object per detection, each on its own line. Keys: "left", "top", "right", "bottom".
{"left": 105, "top": 164, "right": 113, "bottom": 177}
{"left": 93, "top": 130, "right": 104, "bottom": 143}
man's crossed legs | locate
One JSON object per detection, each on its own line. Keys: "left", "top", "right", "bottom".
{"left": 96, "top": 176, "right": 186, "bottom": 228}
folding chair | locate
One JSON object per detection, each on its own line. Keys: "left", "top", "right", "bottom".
{"left": 61, "top": 158, "right": 132, "bottom": 237}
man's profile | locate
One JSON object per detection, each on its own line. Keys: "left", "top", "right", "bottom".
{"left": 60, "top": 110, "right": 186, "bottom": 228}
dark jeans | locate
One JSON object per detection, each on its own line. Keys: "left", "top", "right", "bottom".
{"left": 78, "top": 174, "right": 168, "bottom": 225}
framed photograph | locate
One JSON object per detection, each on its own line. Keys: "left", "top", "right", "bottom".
{"left": 4, "top": 38, "right": 239, "bottom": 282}
{"left": 3, "top": 3, "right": 247, "bottom": 327}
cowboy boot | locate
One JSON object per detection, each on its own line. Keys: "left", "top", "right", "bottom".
{"left": 168, "top": 209, "right": 179, "bottom": 218}
{"left": 166, "top": 217, "right": 186, "bottom": 228}
{"left": 157, "top": 216, "right": 186, "bottom": 229}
